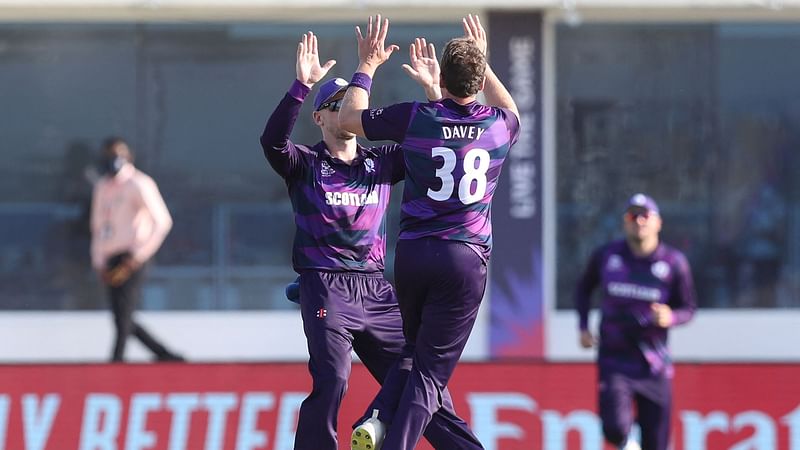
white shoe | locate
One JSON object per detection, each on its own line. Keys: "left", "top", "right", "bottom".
{"left": 621, "top": 439, "right": 641, "bottom": 450}
{"left": 351, "top": 409, "right": 385, "bottom": 450}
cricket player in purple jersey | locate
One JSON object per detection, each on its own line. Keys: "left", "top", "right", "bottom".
{"left": 339, "top": 15, "right": 520, "bottom": 450}
{"left": 575, "top": 194, "right": 697, "bottom": 450}
{"left": 260, "top": 31, "right": 483, "bottom": 450}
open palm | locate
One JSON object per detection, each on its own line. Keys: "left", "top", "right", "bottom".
{"left": 356, "top": 14, "right": 399, "bottom": 69}
{"left": 462, "top": 14, "right": 487, "bottom": 55}
{"left": 402, "top": 37, "right": 440, "bottom": 93}
{"left": 296, "top": 31, "right": 336, "bottom": 86}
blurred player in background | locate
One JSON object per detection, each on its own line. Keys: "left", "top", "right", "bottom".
{"left": 339, "top": 14, "right": 519, "bottom": 450}
{"left": 90, "top": 137, "right": 182, "bottom": 363}
{"left": 260, "top": 31, "right": 482, "bottom": 450}
{"left": 575, "top": 193, "right": 697, "bottom": 450}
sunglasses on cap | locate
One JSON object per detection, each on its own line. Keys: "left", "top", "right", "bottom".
{"left": 317, "top": 98, "right": 343, "bottom": 112}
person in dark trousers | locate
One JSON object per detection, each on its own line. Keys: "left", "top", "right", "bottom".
{"left": 339, "top": 14, "right": 519, "bottom": 450}
{"left": 90, "top": 137, "right": 183, "bottom": 362}
{"left": 260, "top": 31, "right": 482, "bottom": 450}
{"left": 575, "top": 193, "right": 697, "bottom": 450}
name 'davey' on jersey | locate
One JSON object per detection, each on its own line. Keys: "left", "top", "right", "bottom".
{"left": 442, "top": 125, "right": 486, "bottom": 140}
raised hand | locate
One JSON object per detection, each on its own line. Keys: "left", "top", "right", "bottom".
{"left": 355, "top": 14, "right": 399, "bottom": 72}
{"left": 462, "top": 14, "right": 487, "bottom": 55}
{"left": 296, "top": 31, "right": 336, "bottom": 87}
{"left": 402, "top": 37, "right": 441, "bottom": 100}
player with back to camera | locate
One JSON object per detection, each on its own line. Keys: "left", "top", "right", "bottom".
{"left": 259, "top": 30, "right": 483, "bottom": 450}
{"left": 575, "top": 193, "right": 697, "bottom": 450}
{"left": 338, "top": 14, "right": 520, "bottom": 450}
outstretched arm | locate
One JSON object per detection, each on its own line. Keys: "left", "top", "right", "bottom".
{"left": 463, "top": 14, "right": 520, "bottom": 122}
{"left": 483, "top": 66, "right": 520, "bottom": 122}
{"left": 339, "top": 14, "right": 399, "bottom": 137}
{"left": 260, "top": 31, "right": 336, "bottom": 177}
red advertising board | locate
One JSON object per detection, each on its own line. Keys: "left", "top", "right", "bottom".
{"left": 0, "top": 362, "right": 797, "bottom": 449}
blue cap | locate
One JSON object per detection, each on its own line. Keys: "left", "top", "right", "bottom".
{"left": 313, "top": 78, "right": 349, "bottom": 111}
{"left": 626, "top": 193, "right": 659, "bottom": 214}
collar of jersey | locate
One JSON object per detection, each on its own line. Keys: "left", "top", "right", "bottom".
{"left": 314, "top": 142, "right": 370, "bottom": 166}
{"left": 441, "top": 97, "right": 482, "bottom": 115}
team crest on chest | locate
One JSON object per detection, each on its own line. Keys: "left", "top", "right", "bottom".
{"left": 606, "top": 254, "right": 624, "bottom": 272}
{"left": 651, "top": 261, "right": 671, "bottom": 280}
{"left": 320, "top": 161, "right": 335, "bottom": 177}
{"left": 364, "top": 157, "right": 375, "bottom": 173}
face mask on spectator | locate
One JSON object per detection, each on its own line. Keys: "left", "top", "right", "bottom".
{"left": 103, "top": 156, "right": 127, "bottom": 176}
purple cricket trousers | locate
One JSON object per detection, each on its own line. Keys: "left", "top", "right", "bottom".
{"left": 361, "top": 238, "right": 487, "bottom": 450}
{"left": 293, "top": 270, "right": 482, "bottom": 450}
{"left": 599, "top": 370, "right": 672, "bottom": 450}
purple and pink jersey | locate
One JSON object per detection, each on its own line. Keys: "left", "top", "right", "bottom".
{"left": 360, "top": 99, "right": 520, "bottom": 260}
{"left": 575, "top": 240, "right": 697, "bottom": 378}
{"left": 260, "top": 80, "right": 404, "bottom": 273}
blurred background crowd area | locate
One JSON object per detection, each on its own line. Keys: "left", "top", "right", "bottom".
{"left": 0, "top": 15, "right": 798, "bottom": 311}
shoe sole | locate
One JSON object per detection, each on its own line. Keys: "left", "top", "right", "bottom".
{"left": 351, "top": 426, "right": 380, "bottom": 450}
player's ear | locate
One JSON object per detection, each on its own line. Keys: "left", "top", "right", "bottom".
{"left": 479, "top": 76, "right": 486, "bottom": 92}
{"left": 312, "top": 110, "right": 323, "bottom": 126}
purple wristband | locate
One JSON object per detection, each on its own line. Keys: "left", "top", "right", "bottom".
{"left": 349, "top": 72, "right": 372, "bottom": 94}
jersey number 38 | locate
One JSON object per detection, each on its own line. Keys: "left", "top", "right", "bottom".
{"left": 426, "top": 147, "right": 490, "bottom": 205}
